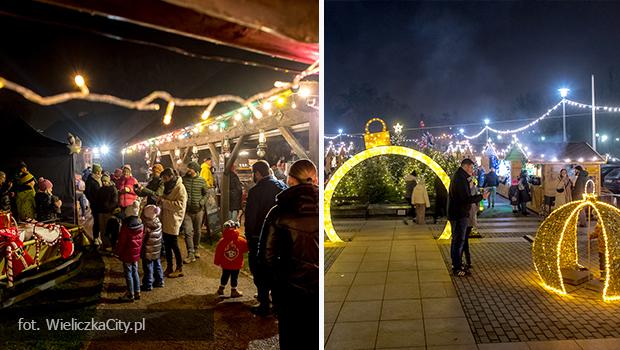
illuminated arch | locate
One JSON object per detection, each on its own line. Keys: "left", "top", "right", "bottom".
{"left": 324, "top": 145, "right": 452, "bottom": 242}
{"left": 532, "top": 198, "right": 620, "bottom": 301}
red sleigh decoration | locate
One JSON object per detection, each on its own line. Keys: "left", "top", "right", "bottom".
{"left": 0, "top": 212, "right": 34, "bottom": 287}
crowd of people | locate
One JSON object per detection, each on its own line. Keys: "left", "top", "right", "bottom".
{"left": 73, "top": 157, "right": 319, "bottom": 350}
{"left": 447, "top": 158, "right": 593, "bottom": 277}
{"left": 0, "top": 162, "right": 63, "bottom": 224}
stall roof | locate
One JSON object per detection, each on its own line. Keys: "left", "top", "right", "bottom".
{"left": 504, "top": 142, "right": 606, "bottom": 164}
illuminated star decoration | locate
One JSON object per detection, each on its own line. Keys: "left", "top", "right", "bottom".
{"left": 394, "top": 123, "right": 403, "bottom": 134}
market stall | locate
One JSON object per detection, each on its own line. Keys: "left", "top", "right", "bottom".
{"left": 497, "top": 141, "right": 606, "bottom": 213}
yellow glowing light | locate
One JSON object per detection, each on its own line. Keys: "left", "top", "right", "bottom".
{"left": 0, "top": 78, "right": 4, "bottom": 89}
{"left": 299, "top": 87, "right": 311, "bottom": 98}
{"left": 74, "top": 74, "right": 89, "bottom": 95}
{"left": 201, "top": 110, "right": 210, "bottom": 120}
{"left": 324, "top": 145, "right": 452, "bottom": 242}
{"left": 275, "top": 96, "right": 286, "bottom": 106}
{"left": 234, "top": 113, "right": 242, "bottom": 121}
{"left": 532, "top": 195, "right": 620, "bottom": 301}
{"left": 163, "top": 101, "right": 175, "bottom": 125}
{"left": 364, "top": 118, "right": 391, "bottom": 149}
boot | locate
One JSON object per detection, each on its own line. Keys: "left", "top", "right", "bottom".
{"left": 118, "top": 292, "right": 134, "bottom": 302}
{"left": 164, "top": 266, "right": 173, "bottom": 277}
{"left": 217, "top": 286, "right": 225, "bottom": 296}
{"left": 169, "top": 267, "right": 184, "bottom": 278}
{"left": 230, "top": 288, "right": 243, "bottom": 298}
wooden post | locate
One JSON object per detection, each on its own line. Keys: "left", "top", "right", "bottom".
{"left": 308, "top": 110, "right": 319, "bottom": 165}
{"left": 221, "top": 135, "right": 247, "bottom": 223}
{"left": 279, "top": 126, "right": 309, "bottom": 160}
{"left": 207, "top": 143, "right": 220, "bottom": 164}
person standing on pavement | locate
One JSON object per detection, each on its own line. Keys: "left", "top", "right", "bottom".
{"left": 259, "top": 159, "right": 319, "bottom": 350}
{"left": 448, "top": 159, "right": 488, "bottom": 276}
{"left": 244, "top": 160, "right": 287, "bottom": 316}
{"left": 517, "top": 170, "right": 531, "bottom": 216}
{"left": 96, "top": 173, "right": 118, "bottom": 251}
{"left": 411, "top": 175, "right": 430, "bottom": 225}
{"left": 483, "top": 167, "right": 499, "bottom": 208}
{"left": 554, "top": 169, "right": 573, "bottom": 207}
{"left": 403, "top": 170, "right": 417, "bottom": 225}
{"left": 572, "top": 165, "right": 589, "bottom": 226}
{"left": 433, "top": 176, "right": 448, "bottom": 224}
{"left": 200, "top": 158, "right": 215, "bottom": 188}
{"left": 85, "top": 164, "right": 103, "bottom": 245}
{"left": 134, "top": 164, "right": 164, "bottom": 206}
{"left": 228, "top": 164, "right": 243, "bottom": 222}
{"left": 181, "top": 161, "right": 208, "bottom": 264}
{"left": 158, "top": 168, "right": 187, "bottom": 278}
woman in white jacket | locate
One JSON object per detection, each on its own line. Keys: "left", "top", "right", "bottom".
{"left": 411, "top": 176, "right": 430, "bottom": 225}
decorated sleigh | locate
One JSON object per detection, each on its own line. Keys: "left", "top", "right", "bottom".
{"left": 0, "top": 211, "right": 87, "bottom": 292}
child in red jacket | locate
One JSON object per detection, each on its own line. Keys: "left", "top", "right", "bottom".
{"left": 214, "top": 220, "right": 248, "bottom": 298}
{"left": 115, "top": 200, "right": 144, "bottom": 302}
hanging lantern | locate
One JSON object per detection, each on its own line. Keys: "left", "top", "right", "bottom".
{"left": 256, "top": 129, "right": 267, "bottom": 158}
{"left": 533, "top": 181, "right": 620, "bottom": 301}
{"left": 174, "top": 148, "right": 180, "bottom": 157}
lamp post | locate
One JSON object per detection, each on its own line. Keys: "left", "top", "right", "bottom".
{"left": 559, "top": 88, "right": 570, "bottom": 142}
{"left": 484, "top": 118, "right": 490, "bottom": 141}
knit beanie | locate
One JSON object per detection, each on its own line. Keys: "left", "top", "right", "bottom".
{"left": 18, "top": 171, "right": 35, "bottom": 185}
{"left": 124, "top": 199, "right": 140, "bottom": 217}
{"left": 113, "top": 168, "right": 122, "bottom": 178}
{"left": 151, "top": 163, "right": 164, "bottom": 174}
{"left": 92, "top": 163, "right": 102, "bottom": 174}
{"left": 187, "top": 161, "right": 201, "bottom": 173}
{"left": 101, "top": 173, "right": 111, "bottom": 184}
{"left": 142, "top": 204, "right": 160, "bottom": 220}
{"left": 38, "top": 177, "right": 53, "bottom": 191}
{"left": 122, "top": 164, "right": 132, "bottom": 172}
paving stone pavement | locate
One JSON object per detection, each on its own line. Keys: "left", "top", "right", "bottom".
{"left": 325, "top": 196, "right": 620, "bottom": 349}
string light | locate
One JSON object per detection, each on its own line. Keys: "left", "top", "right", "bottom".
{"left": 163, "top": 101, "right": 174, "bottom": 125}
{"left": 74, "top": 74, "right": 89, "bottom": 95}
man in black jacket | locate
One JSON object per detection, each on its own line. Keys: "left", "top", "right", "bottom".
{"left": 448, "top": 159, "right": 488, "bottom": 276}
{"left": 245, "top": 160, "right": 286, "bottom": 316}
{"left": 483, "top": 167, "right": 500, "bottom": 208}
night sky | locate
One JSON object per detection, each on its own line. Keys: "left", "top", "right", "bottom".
{"left": 0, "top": 1, "right": 306, "bottom": 166}
{"left": 326, "top": 1, "right": 620, "bottom": 151}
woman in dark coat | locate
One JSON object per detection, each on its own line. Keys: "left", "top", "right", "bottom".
{"left": 517, "top": 170, "right": 531, "bottom": 216}
{"left": 433, "top": 175, "right": 448, "bottom": 224}
{"left": 259, "top": 159, "right": 318, "bottom": 350}
{"left": 229, "top": 165, "right": 243, "bottom": 222}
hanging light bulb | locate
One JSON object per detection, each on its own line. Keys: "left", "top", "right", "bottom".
{"left": 74, "top": 74, "right": 89, "bottom": 95}
{"left": 275, "top": 96, "right": 286, "bottom": 107}
{"left": 263, "top": 101, "right": 272, "bottom": 111}
{"left": 163, "top": 101, "right": 175, "bottom": 125}
{"left": 234, "top": 113, "right": 242, "bottom": 121}
{"left": 201, "top": 100, "right": 216, "bottom": 120}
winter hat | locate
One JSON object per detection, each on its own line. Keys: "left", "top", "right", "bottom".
{"left": 124, "top": 199, "right": 141, "bottom": 217}
{"left": 122, "top": 164, "right": 132, "bottom": 172}
{"left": 574, "top": 165, "right": 584, "bottom": 172}
{"left": 92, "top": 163, "right": 103, "bottom": 174}
{"left": 151, "top": 163, "right": 164, "bottom": 174}
{"left": 38, "top": 177, "right": 53, "bottom": 191}
{"left": 511, "top": 178, "right": 519, "bottom": 186}
{"left": 187, "top": 161, "right": 201, "bottom": 173}
{"left": 18, "top": 171, "right": 35, "bottom": 185}
{"left": 113, "top": 168, "right": 122, "bottom": 178}
{"left": 223, "top": 220, "right": 240, "bottom": 229}
{"left": 142, "top": 204, "right": 161, "bottom": 220}
{"left": 101, "top": 173, "right": 111, "bottom": 184}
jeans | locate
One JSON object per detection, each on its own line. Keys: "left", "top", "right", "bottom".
{"left": 463, "top": 227, "right": 472, "bottom": 266}
{"left": 485, "top": 186, "right": 496, "bottom": 207}
{"left": 123, "top": 262, "right": 140, "bottom": 295}
{"left": 414, "top": 204, "right": 426, "bottom": 225}
{"left": 163, "top": 233, "right": 182, "bottom": 270}
{"left": 142, "top": 258, "right": 164, "bottom": 288}
{"left": 450, "top": 217, "right": 469, "bottom": 272}
{"left": 229, "top": 210, "right": 239, "bottom": 222}
{"left": 518, "top": 202, "right": 528, "bottom": 215}
{"left": 183, "top": 211, "right": 204, "bottom": 255}
{"left": 220, "top": 269, "right": 240, "bottom": 288}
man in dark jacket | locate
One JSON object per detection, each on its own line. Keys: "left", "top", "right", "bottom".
{"left": 228, "top": 165, "right": 243, "bottom": 221}
{"left": 96, "top": 174, "right": 119, "bottom": 250}
{"left": 85, "top": 164, "right": 103, "bottom": 245}
{"left": 135, "top": 164, "right": 165, "bottom": 206}
{"left": 182, "top": 161, "right": 208, "bottom": 263}
{"left": 245, "top": 160, "right": 286, "bottom": 316}
{"left": 483, "top": 167, "right": 500, "bottom": 208}
{"left": 448, "top": 159, "right": 487, "bottom": 276}
{"left": 572, "top": 165, "right": 589, "bottom": 226}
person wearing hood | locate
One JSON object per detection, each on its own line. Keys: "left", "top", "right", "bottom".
{"left": 214, "top": 220, "right": 248, "bottom": 298}
{"left": 117, "top": 164, "right": 138, "bottom": 209}
{"left": 15, "top": 169, "right": 36, "bottom": 221}
{"left": 111, "top": 168, "right": 123, "bottom": 188}
{"left": 35, "top": 178, "right": 62, "bottom": 222}
{"left": 228, "top": 164, "right": 243, "bottom": 222}
{"left": 258, "top": 159, "right": 318, "bottom": 350}
{"left": 116, "top": 200, "right": 144, "bottom": 302}
{"left": 85, "top": 164, "right": 103, "bottom": 244}
{"left": 134, "top": 163, "right": 164, "bottom": 206}
{"left": 141, "top": 204, "right": 164, "bottom": 291}
{"left": 96, "top": 173, "right": 119, "bottom": 250}
{"left": 412, "top": 174, "right": 430, "bottom": 225}
{"left": 158, "top": 168, "right": 187, "bottom": 278}
{"left": 244, "top": 160, "right": 287, "bottom": 316}
{"left": 181, "top": 161, "right": 208, "bottom": 263}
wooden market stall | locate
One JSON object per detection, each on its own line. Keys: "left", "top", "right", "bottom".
{"left": 497, "top": 142, "right": 606, "bottom": 213}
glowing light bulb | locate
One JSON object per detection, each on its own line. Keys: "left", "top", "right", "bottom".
{"left": 263, "top": 101, "right": 272, "bottom": 111}
{"left": 201, "top": 110, "right": 210, "bottom": 120}
{"left": 234, "top": 113, "right": 242, "bottom": 121}
{"left": 299, "top": 87, "right": 311, "bottom": 98}
{"left": 276, "top": 96, "right": 286, "bottom": 106}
